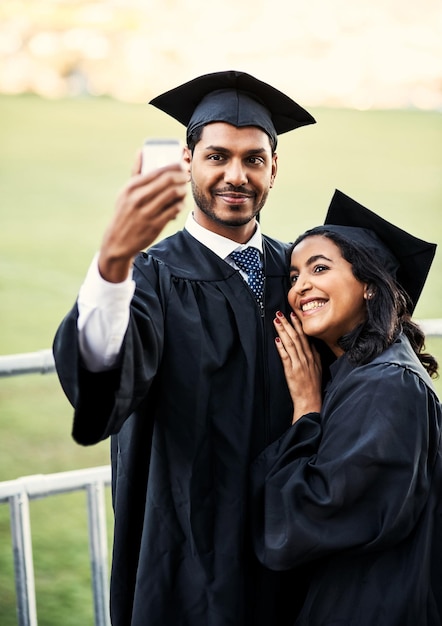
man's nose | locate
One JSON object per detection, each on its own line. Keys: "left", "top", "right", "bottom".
{"left": 224, "top": 160, "right": 248, "bottom": 186}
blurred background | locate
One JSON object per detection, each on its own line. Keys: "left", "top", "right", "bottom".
{"left": 1, "top": 0, "right": 441, "bottom": 109}
{"left": 1, "top": 1, "right": 441, "bottom": 624}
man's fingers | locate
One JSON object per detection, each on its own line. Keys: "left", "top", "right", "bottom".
{"left": 131, "top": 149, "right": 143, "bottom": 176}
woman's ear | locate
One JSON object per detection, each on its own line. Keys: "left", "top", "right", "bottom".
{"left": 364, "top": 285, "right": 375, "bottom": 300}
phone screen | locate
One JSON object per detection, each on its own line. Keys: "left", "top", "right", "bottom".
{"left": 141, "top": 138, "right": 183, "bottom": 174}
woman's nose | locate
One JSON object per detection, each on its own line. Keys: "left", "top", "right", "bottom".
{"left": 294, "top": 275, "right": 312, "bottom": 294}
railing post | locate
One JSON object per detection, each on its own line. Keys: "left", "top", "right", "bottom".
{"left": 9, "top": 489, "right": 38, "bottom": 626}
{"left": 86, "top": 481, "right": 111, "bottom": 626}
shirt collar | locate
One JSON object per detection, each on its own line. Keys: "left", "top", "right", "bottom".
{"left": 184, "top": 211, "right": 263, "bottom": 260}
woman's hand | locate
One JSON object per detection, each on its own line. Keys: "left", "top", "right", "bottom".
{"left": 274, "top": 311, "right": 322, "bottom": 424}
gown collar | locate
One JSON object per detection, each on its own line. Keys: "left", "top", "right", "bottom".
{"left": 184, "top": 211, "right": 263, "bottom": 260}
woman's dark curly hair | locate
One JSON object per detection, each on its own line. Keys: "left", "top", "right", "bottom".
{"left": 292, "top": 227, "right": 439, "bottom": 378}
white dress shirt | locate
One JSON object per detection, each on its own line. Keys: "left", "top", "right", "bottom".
{"left": 77, "top": 212, "right": 263, "bottom": 371}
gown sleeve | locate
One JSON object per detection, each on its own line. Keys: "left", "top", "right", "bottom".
{"left": 53, "top": 256, "right": 165, "bottom": 445}
{"left": 250, "top": 360, "right": 440, "bottom": 570}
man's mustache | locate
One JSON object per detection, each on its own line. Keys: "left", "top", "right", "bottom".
{"left": 213, "top": 185, "right": 254, "bottom": 196}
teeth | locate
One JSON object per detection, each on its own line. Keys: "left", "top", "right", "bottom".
{"left": 302, "top": 300, "right": 325, "bottom": 312}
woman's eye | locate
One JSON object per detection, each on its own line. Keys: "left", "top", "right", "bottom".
{"left": 314, "top": 264, "right": 328, "bottom": 273}
{"left": 290, "top": 274, "right": 299, "bottom": 284}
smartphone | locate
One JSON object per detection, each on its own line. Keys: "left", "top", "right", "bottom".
{"left": 141, "top": 138, "right": 184, "bottom": 174}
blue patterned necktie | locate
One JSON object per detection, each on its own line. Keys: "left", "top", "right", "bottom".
{"left": 230, "top": 247, "right": 265, "bottom": 309}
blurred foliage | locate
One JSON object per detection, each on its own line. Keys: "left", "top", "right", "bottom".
{"left": 1, "top": 0, "right": 441, "bottom": 108}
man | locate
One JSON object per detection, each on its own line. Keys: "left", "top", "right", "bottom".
{"left": 53, "top": 70, "right": 316, "bottom": 626}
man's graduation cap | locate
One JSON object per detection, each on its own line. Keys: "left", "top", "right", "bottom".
{"left": 149, "top": 70, "right": 316, "bottom": 147}
{"left": 322, "top": 189, "right": 437, "bottom": 312}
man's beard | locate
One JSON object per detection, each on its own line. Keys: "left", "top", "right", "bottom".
{"left": 191, "top": 180, "right": 267, "bottom": 227}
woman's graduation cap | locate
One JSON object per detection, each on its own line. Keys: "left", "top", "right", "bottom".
{"left": 149, "top": 70, "right": 316, "bottom": 147}
{"left": 322, "top": 189, "right": 437, "bottom": 312}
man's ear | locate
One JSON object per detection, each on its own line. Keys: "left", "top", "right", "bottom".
{"left": 183, "top": 146, "right": 192, "bottom": 181}
{"left": 270, "top": 152, "right": 278, "bottom": 188}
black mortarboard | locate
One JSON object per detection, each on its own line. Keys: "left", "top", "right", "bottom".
{"left": 322, "top": 189, "right": 437, "bottom": 312}
{"left": 149, "top": 70, "right": 316, "bottom": 147}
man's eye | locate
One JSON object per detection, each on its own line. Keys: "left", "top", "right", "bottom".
{"left": 208, "top": 154, "right": 224, "bottom": 161}
{"left": 247, "top": 156, "right": 264, "bottom": 165}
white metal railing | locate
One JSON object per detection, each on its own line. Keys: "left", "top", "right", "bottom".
{"left": 419, "top": 318, "right": 442, "bottom": 337}
{"left": 0, "top": 351, "right": 113, "bottom": 626}
{"left": 0, "top": 349, "right": 56, "bottom": 378}
{"left": 0, "top": 467, "right": 111, "bottom": 626}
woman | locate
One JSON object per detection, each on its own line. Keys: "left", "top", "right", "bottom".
{"left": 251, "top": 190, "right": 442, "bottom": 625}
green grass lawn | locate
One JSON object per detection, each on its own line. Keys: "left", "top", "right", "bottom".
{"left": 0, "top": 94, "right": 441, "bottom": 625}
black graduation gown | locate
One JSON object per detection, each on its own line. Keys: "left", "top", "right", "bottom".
{"left": 53, "top": 229, "right": 306, "bottom": 626}
{"left": 251, "top": 334, "right": 442, "bottom": 626}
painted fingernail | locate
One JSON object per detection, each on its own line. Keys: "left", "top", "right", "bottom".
{"left": 276, "top": 310, "right": 284, "bottom": 318}
{"left": 274, "top": 317, "right": 281, "bottom": 324}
